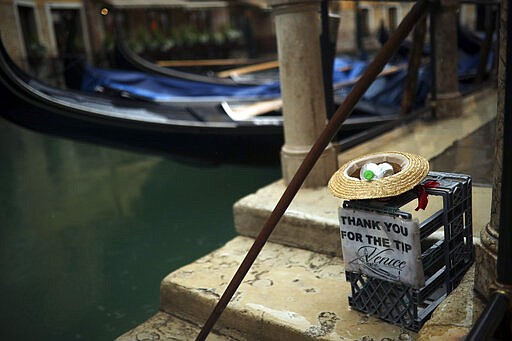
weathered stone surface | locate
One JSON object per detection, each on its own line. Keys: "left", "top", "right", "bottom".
{"left": 233, "top": 181, "right": 341, "bottom": 256}
{"left": 160, "top": 236, "right": 417, "bottom": 341}
{"left": 474, "top": 237, "right": 498, "bottom": 299}
{"left": 417, "top": 266, "right": 486, "bottom": 341}
{"left": 116, "top": 311, "right": 233, "bottom": 341}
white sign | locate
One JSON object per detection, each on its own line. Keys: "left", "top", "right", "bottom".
{"left": 339, "top": 207, "right": 425, "bottom": 288}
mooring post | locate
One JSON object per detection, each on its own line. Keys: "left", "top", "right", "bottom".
{"left": 271, "top": 0, "right": 338, "bottom": 188}
{"left": 429, "top": 0, "right": 463, "bottom": 118}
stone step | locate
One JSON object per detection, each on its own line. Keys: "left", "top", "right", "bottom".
{"left": 116, "top": 311, "right": 232, "bottom": 341}
{"left": 234, "top": 180, "right": 491, "bottom": 256}
{"left": 234, "top": 181, "right": 342, "bottom": 256}
{"left": 416, "top": 265, "right": 485, "bottom": 341}
{"left": 159, "top": 236, "right": 416, "bottom": 341}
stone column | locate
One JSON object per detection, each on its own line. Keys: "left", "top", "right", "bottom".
{"left": 270, "top": 0, "right": 338, "bottom": 188}
{"left": 474, "top": 0, "right": 507, "bottom": 299}
{"left": 429, "top": 0, "right": 463, "bottom": 118}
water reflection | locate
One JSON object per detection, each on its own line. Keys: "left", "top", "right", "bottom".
{"left": 0, "top": 116, "right": 280, "bottom": 340}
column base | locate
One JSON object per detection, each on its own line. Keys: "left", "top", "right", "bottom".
{"left": 474, "top": 224, "right": 498, "bottom": 298}
{"left": 280, "top": 143, "right": 338, "bottom": 188}
{"left": 430, "top": 91, "right": 463, "bottom": 118}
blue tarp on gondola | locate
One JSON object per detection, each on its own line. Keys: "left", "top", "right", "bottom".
{"left": 81, "top": 65, "right": 282, "bottom": 102}
{"left": 80, "top": 51, "right": 488, "bottom": 109}
{"left": 81, "top": 56, "right": 371, "bottom": 103}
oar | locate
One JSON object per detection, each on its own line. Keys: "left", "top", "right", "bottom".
{"left": 216, "top": 60, "right": 279, "bottom": 78}
{"left": 156, "top": 58, "right": 261, "bottom": 68}
{"left": 196, "top": 1, "right": 429, "bottom": 339}
{"left": 217, "top": 60, "right": 352, "bottom": 79}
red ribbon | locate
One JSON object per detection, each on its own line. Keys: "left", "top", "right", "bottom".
{"left": 415, "top": 180, "right": 440, "bottom": 211}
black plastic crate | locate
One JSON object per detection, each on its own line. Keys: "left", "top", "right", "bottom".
{"left": 342, "top": 172, "right": 474, "bottom": 331}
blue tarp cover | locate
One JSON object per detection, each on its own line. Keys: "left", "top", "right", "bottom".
{"left": 81, "top": 57, "right": 370, "bottom": 103}
{"left": 81, "top": 52, "right": 486, "bottom": 108}
{"left": 82, "top": 65, "right": 281, "bottom": 102}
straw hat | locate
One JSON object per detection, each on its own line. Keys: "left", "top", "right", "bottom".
{"left": 328, "top": 151, "right": 429, "bottom": 199}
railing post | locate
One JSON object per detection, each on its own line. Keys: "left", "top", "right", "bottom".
{"left": 271, "top": 0, "right": 338, "bottom": 188}
{"left": 429, "top": 0, "right": 462, "bottom": 118}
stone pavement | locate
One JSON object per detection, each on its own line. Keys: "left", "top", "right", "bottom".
{"left": 117, "top": 88, "right": 496, "bottom": 340}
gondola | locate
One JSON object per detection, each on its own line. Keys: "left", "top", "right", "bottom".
{"left": 0, "top": 35, "right": 404, "bottom": 163}
{"left": 113, "top": 27, "right": 276, "bottom": 86}
{"left": 112, "top": 16, "right": 278, "bottom": 86}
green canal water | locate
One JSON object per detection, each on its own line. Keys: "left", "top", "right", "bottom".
{"left": 0, "top": 117, "right": 281, "bottom": 340}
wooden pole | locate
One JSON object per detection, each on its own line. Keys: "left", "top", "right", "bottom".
{"left": 195, "top": 1, "right": 430, "bottom": 339}
{"left": 216, "top": 60, "right": 279, "bottom": 78}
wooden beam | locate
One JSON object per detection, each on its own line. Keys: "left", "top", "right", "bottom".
{"left": 217, "top": 61, "right": 351, "bottom": 79}
{"left": 156, "top": 58, "right": 264, "bottom": 68}
{"left": 216, "top": 60, "right": 279, "bottom": 78}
